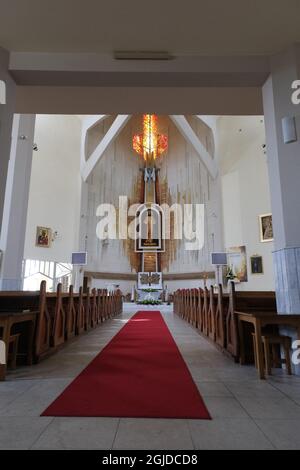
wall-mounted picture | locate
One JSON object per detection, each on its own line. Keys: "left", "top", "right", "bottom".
{"left": 259, "top": 213, "right": 274, "bottom": 242}
{"left": 250, "top": 255, "right": 263, "bottom": 275}
{"left": 36, "top": 226, "right": 52, "bottom": 248}
{"left": 227, "top": 245, "right": 248, "bottom": 282}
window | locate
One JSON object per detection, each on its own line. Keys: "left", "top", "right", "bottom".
{"left": 22, "top": 259, "right": 73, "bottom": 292}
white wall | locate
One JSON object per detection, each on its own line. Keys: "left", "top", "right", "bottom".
{"left": 220, "top": 116, "right": 275, "bottom": 291}
{"left": 24, "top": 115, "right": 82, "bottom": 263}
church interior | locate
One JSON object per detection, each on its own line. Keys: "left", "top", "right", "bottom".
{"left": 1, "top": 0, "right": 300, "bottom": 452}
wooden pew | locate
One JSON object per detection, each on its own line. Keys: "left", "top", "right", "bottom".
{"left": 190, "top": 289, "right": 198, "bottom": 327}
{"left": 207, "top": 286, "right": 217, "bottom": 342}
{"left": 75, "top": 287, "right": 85, "bottom": 335}
{"left": 175, "top": 290, "right": 181, "bottom": 317}
{"left": 179, "top": 289, "right": 185, "bottom": 320}
{"left": 183, "top": 289, "right": 189, "bottom": 322}
{"left": 84, "top": 287, "right": 92, "bottom": 331}
{"left": 63, "top": 285, "right": 77, "bottom": 340}
{"left": 196, "top": 288, "right": 203, "bottom": 332}
{"left": 91, "top": 288, "right": 98, "bottom": 328}
{"left": 225, "top": 282, "right": 277, "bottom": 361}
{"left": 34, "top": 280, "right": 51, "bottom": 360}
{"left": 119, "top": 289, "right": 123, "bottom": 314}
{"left": 215, "top": 285, "right": 229, "bottom": 349}
{"left": 202, "top": 287, "right": 209, "bottom": 336}
{"left": 102, "top": 290, "right": 108, "bottom": 321}
{"left": 97, "top": 289, "right": 105, "bottom": 323}
{"left": 107, "top": 292, "right": 112, "bottom": 319}
{"left": 173, "top": 284, "right": 277, "bottom": 364}
{"left": 0, "top": 282, "right": 51, "bottom": 363}
{"left": 106, "top": 290, "right": 111, "bottom": 319}
{"left": 0, "top": 311, "right": 37, "bottom": 380}
{"left": 0, "top": 281, "right": 123, "bottom": 378}
{"left": 190, "top": 289, "right": 197, "bottom": 327}
{"left": 46, "top": 283, "right": 66, "bottom": 349}
{"left": 173, "top": 290, "right": 179, "bottom": 315}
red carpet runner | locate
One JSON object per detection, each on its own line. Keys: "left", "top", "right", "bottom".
{"left": 42, "top": 311, "right": 211, "bottom": 419}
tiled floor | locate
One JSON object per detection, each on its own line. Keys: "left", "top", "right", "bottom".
{"left": 1, "top": 304, "right": 300, "bottom": 449}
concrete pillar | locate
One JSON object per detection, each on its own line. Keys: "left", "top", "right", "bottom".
{"left": 0, "top": 114, "right": 36, "bottom": 290}
{"left": 73, "top": 180, "right": 88, "bottom": 291}
{"left": 0, "top": 47, "right": 16, "bottom": 235}
{"left": 263, "top": 44, "right": 300, "bottom": 314}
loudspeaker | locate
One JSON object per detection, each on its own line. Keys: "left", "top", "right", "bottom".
{"left": 0, "top": 80, "right": 6, "bottom": 105}
{"left": 282, "top": 116, "right": 297, "bottom": 144}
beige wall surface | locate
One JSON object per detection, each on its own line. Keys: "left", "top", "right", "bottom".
{"left": 220, "top": 116, "right": 275, "bottom": 291}
{"left": 24, "top": 115, "right": 82, "bottom": 263}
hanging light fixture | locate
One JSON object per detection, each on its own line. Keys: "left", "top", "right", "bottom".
{"left": 133, "top": 114, "right": 168, "bottom": 161}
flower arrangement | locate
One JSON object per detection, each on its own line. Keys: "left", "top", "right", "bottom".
{"left": 137, "top": 299, "right": 162, "bottom": 305}
{"left": 226, "top": 265, "right": 236, "bottom": 281}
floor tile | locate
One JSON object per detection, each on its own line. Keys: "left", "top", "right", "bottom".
{"left": 31, "top": 417, "right": 119, "bottom": 449}
{"left": 113, "top": 419, "right": 194, "bottom": 450}
{"left": 204, "top": 397, "right": 249, "bottom": 418}
{"left": 224, "top": 380, "right": 285, "bottom": 398}
{"left": 0, "top": 417, "right": 53, "bottom": 449}
{"left": 0, "top": 379, "right": 72, "bottom": 417}
{"left": 269, "top": 380, "right": 300, "bottom": 399}
{"left": 254, "top": 419, "right": 300, "bottom": 449}
{"left": 0, "top": 379, "right": 37, "bottom": 409}
{"left": 236, "top": 396, "right": 300, "bottom": 419}
{"left": 195, "top": 381, "right": 233, "bottom": 397}
{"left": 188, "top": 418, "right": 274, "bottom": 450}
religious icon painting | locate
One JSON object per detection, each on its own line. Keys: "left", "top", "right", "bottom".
{"left": 250, "top": 255, "right": 263, "bottom": 275}
{"left": 36, "top": 226, "right": 52, "bottom": 248}
{"left": 259, "top": 213, "right": 274, "bottom": 242}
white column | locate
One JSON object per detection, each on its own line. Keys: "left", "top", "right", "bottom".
{"left": 262, "top": 44, "right": 300, "bottom": 315}
{"left": 0, "top": 114, "right": 36, "bottom": 290}
{"left": 73, "top": 180, "right": 88, "bottom": 291}
{"left": 0, "top": 47, "right": 16, "bottom": 234}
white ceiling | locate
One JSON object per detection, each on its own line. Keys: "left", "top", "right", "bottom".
{"left": 0, "top": 0, "right": 300, "bottom": 55}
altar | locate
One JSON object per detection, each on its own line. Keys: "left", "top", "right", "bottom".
{"left": 137, "top": 272, "right": 163, "bottom": 302}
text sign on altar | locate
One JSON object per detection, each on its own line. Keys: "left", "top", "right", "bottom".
{"left": 138, "top": 272, "right": 162, "bottom": 289}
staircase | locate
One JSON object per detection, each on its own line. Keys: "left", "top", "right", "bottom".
{"left": 143, "top": 253, "right": 157, "bottom": 272}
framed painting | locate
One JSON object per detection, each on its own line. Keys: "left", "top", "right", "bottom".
{"left": 227, "top": 246, "right": 248, "bottom": 282}
{"left": 259, "top": 213, "right": 274, "bottom": 242}
{"left": 36, "top": 226, "right": 52, "bottom": 248}
{"left": 250, "top": 255, "right": 263, "bottom": 275}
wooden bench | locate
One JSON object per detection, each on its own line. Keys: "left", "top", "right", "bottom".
{"left": 0, "top": 282, "right": 123, "bottom": 378}
{"left": 63, "top": 285, "right": 77, "bottom": 340}
{"left": 174, "top": 284, "right": 277, "bottom": 363}
{"left": 0, "top": 310, "right": 37, "bottom": 380}
{"left": 207, "top": 286, "right": 217, "bottom": 341}
{"left": 75, "top": 286, "right": 85, "bottom": 335}
{"left": 215, "top": 285, "right": 229, "bottom": 349}
{"left": 225, "top": 282, "right": 277, "bottom": 361}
